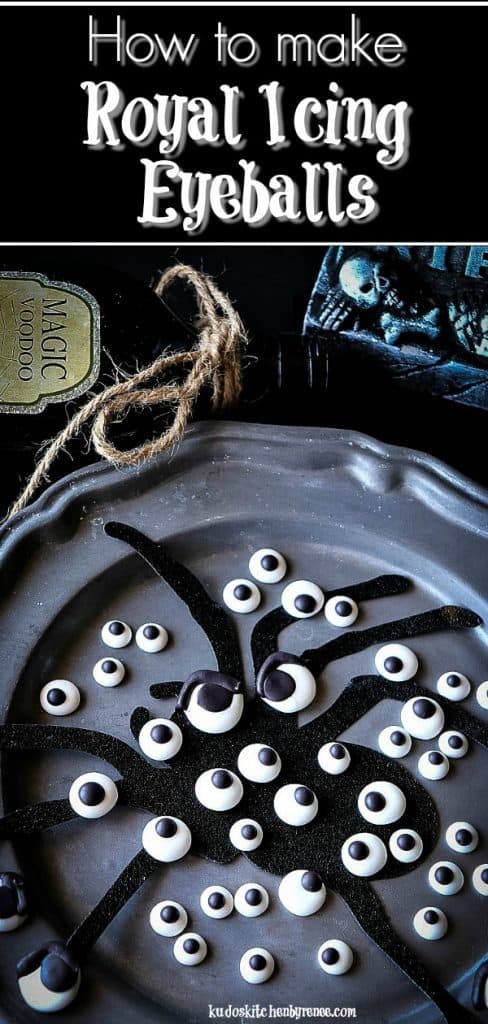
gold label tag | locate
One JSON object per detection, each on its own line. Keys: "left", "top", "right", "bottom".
{"left": 0, "top": 272, "right": 100, "bottom": 413}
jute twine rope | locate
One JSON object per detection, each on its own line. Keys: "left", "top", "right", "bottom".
{"left": 6, "top": 264, "right": 246, "bottom": 522}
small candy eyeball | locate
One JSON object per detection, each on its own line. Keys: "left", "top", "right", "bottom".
{"left": 173, "top": 933, "right": 207, "bottom": 966}
{"left": 40, "top": 680, "right": 81, "bottom": 717}
{"left": 378, "top": 726, "right": 412, "bottom": 759}
{"left": 256, "top": 652, "right": 316, "bottom": 714}
{"left": 281, "top": 580, "right": 324, "bottom": 619}
{"left": 223, "top": 579, "right": 261, "bottom": 614}
{"left": 0, "top": 872, "right": 28, "bottom": 932}
{"left": 438, "top": 730, "right": 468, "bottom": 759}
{"left": 249, "top": 548, "right": 287, "bottom": 584}
{"left": 195, "top": 769, "right": 244, "bottom": 812}
{"left": 476, "top": 681, "right": 488, "bottom": 709}
{"left": 235, "top": 883, "right": 269, "bottom": 918}
{"left": 317, "top": 940, "right": 354, "bottom": 976}
{"left": 200, "top": 885, "right": 234, "bottom": 919}
{"left": 436, "top": 671, "right": 471, "bottom": 702}
{"left": 17, "top": 942, "right": 81, "bottom": 1013}
{"left": 149, "top": 900, "right": 188, "bottom": 937}
{"left": 472, "top": 864, "right": 488, "bottom": 896}
{"left": 273, "top": 784, "right": 318, "bottom": 827}
{"left": 135, "top": 623, "right": 169, "bottom": 653}
{"left": 92, "top": 657, "right": 125, "bottom": 687}
{"left": 413, "top": 907, "right": 448, "bottom": 940}
{"left": 341, "top": 833, "right": 388, "bottom": 877}
{"left": 69, "top": 772, "right": 118, "bottom": 819}
{"left": 428, "top": 861, "right": 464, "bottom": 896}
{"left": 446, "top": 821, "right": 479, "bottom": 854}
{"left": 237, "top": 743, "right": 282, "bottom": 784}
{"left": 357, "top": 781, "right": 406, "bottom": 826}
{"left": 229, "top": 818, "right": 263, "bottom": 852}
{"left": 101, "top": 619, "right": 132, "bottom": 649}
{"left": 418, "top": 750, "right": 450, "bottom": 781}
{"left": 374, "top": 643, "right": 418, "bottom": 682}
{"left": 278, "top": 870, "right": 326, "bottom": 917}
{"left": 400, "top": 697, "right": 444, "bottom": 740}
{"left": 142, "top": 816, "right": 192, "bottom": 862}
{"left": 325, "top": 595, "right": 359, "bottom": 628}
{"left": 318, "top": 742, "right": 351, "bottom": 775}
{"left": 138, "top": 718, "right": 183, "bottom": 761}
{"left": 389, "top": 829, "right": 423, "bottom": 864}
{"left": 178, "top": 671, "right": 244, "bottom": 735}
{"left": 240, "top": 948, "right": 275, "bottom": 984}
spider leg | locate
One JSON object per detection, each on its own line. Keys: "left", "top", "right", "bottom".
{"left": 0, "top": 799, "right": 75, "bottom": 837}
{"left": 0, "top": 723, "right": 144, "bottom": 776}
{"left": 149, "top": 681, "right": 185, "bottom": 699}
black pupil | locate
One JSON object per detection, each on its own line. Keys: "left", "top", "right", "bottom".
{"left": 234, "top": 584, "right": 251, "bottom": 601}
{"left": 413, "top": 699, "right": 435, "bottom": 718}
{"left": 150, "top": 724, "right": 172, "bottom": 744}
{"left": 435, "top": 866, "right": 454, "bottom": 885}
{"left": 250, "top": 954, "right": 266, "bottom": 971}
{"left": 294, "top": 593, "right": 316, "bottom": 614}
{"left": 481, "top": 869, "right": 488, "bottom": 884}
{"left": 79, "top": 782, "right": 105, "bottom": 806}
{"left": 242, "top": 824, "right": 257, "bottom": 840}
{"left": 455, "top": 829, "right": 472, "bottom": 846}
{"left": 245, "top": 888, "right": 262, "bottom": 906}
{"left": 391, "top": 731, "right": 406, "bottom": 746}
{"left": 365, "top": 791, "right": 386, "bottom": 812}
{"left": 397, "top": 833, "right": 415, "bottom": 851}
{"left": 109, "top": 621, "right": 124, "bottom": 635}
{"left": 0, "top": 886, "right": 18, "bottom": 918}
{"left": 161, "top": 905, "right": 179, "bottom": 923}
{"left": 183, "top": 939, "right": 199, "bottom": 954}
{"left": 446, "top": 674, "right": 460, "bottom": 687}
{"left": 156, "top": 818, "right": 177, "bottom": 838}
{"left": 384, "top": 656, "right": 403, "bottom": 674}
{"left": 302, "top": 871, "right": 322, "bottom": 892}
{"left": 448, "top": 735, "right": 463, "bottom": 749}
{"left": 197, "top": 682, "right": 233, "bottom": 712}
{"left": 212, "top": 770, "right": 232, "bottom": 789}
{"left": 208, "top": 892, "right": 225, "bottom": 909}
{"left": 258, "top": 747, "right": 277, "bottom": 766}
{"left": 322, "top": 947, "right": 340, "bottom": 965}
{"left": 263, "top": 669, "right": 295, "bottom": 703}
{"left": 335, "top": 600, "right": 352, "bottom": 617}
{"left": 40, "top": 954, "right": 78, "bottom": 994}
{"left": 295, "top": 786, "right": 313, "bottom": 806}
{"left": 349, "top": 841, "right": 369, "bottom": 860}
{"left": 143, "top": 625, "right": 159, "bottom": 640}
{"left": 261, "top": 554, "right": 278, "bottom": 571}
{"left": 102, "top": 660, "right": 117, "bottom": 673}
{"left": 330, "top": 744, "right": 345, "bottom": 759}
{"left": 424, "top": 910, "right": 439, "bottom": 924}
{"left": 428, "top": 752, "right": 443, "bottom": 765}
{"left": 46, "top": 688, "right": 66, "bottom": 706}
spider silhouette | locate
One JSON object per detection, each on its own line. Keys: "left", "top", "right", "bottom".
{"left": 0, "top": 520, "right": 486, "bottom": 1022}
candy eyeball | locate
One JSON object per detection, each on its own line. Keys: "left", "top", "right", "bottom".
{"left": 173, "top": 933, "right": 207, "bottom": 966}
{"left": 138, "top": 718, "right": 183, "bottom": 761}
{"left": 438, "top": 730, "right": 468, "bottom": 759}
{"left": 413, "top": 907, "right": 448, "bottom": 940}
{"left": 446, "top": 821, "right": 479, "bottom": 854}
{"left": 195, "top": 769, "right": 243, "bottom": 812}
{"left": 17, "top": 943, "right": 81, "bottom": 1013}
{"left": 317, "top": 940, "right": 353, "bottom": 976}
{"left": 92, "top": 657, "right": 125, "bottom": 688}
{"left": 400, "top": 697, "right": 444, "bottom": 740}
{"left": 278, "top": 870, "right": 326, "bottom": 917}
{"left": 378, "top": 726, "right": 412, "bottom": 759}
{"left": 229, "top": 819, "right": 263, "bottom": 852}
{"left": 0, "top": 872, "right": 28, "bottom": 932}
{"left": 375, "top": 643, "right": 418, "bottom": 682}
{"left": 357, "top": 781, "right": 406, "bottom": 826}
{"left": 472, "top": 864, "right": 488, "bottom": 896}
{"left": 235, "top": 883, "right": 269, "bottom": 918}
{"left": 69, "top": 772, "right": 118, "bottom": 820}
{"left": 281, "top": 580, "right": 324, "bottom": 618}
{"left": 476, "top": 681, "right": 488, "bottom": 709}
{"left": 237, "top": 743, "right": 282, "bottom": 783}
{"left": 223, "top": 579, "right": 261, "bottom": 614}
{"left": 142, "top": 816, "right": 192, "bottom": 862}
{"left": 436, "top": 671, "right": 471, "bottom": 701}
{"left": 240, "top": 948, "right": 275, "bottom": 984}
{"left": 325, "top": 595, "right": 358, "bottom": 628}
{"left": 428, "top": 861, "right": 464, "bottom": 896}
{"left": 40, "top": 680, "right": 80, "bottom": 717}
{"left": 101, "top": 619, "right": 132, "bottom": 649}
{"left": 341, "top": 833, "right": 388, "bottom": 877}
{"left": 389, "top": 829, "right": 423, "bottom": 864}
{"left": 273, "top": 784, "right": 318, "bottom": 827}
{"left": 177, "top": 671, "right": 244, "bottom": 734}
{"left": 256, "top": 652, "right": 316, "bottom": 714}
{"left": 150, "top": 900, "right": 187, "bottom": 937}
{"left": 318, "top": 742, "right": 351, "bottom": 775}
{"left": 200, "top": 885, "right": 234, "bottom": 919}
{"left": 135, "top": 623, "right": 169, "bottom": 653}
{"left": 249, "top": 548, "right": 287, "bottom": 584}
{"left": 418, "top": 750, "right": 450, "bottom": 780}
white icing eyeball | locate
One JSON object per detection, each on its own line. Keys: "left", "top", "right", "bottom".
{"left": 101, "top": 619, "right": 132, "bottom": 649}
{"left": 138, "top": 718, "right": 183, "bottom": 761}
{"left": 278, "top": 870, "right": 326, "bottom": 917}
{"left": 400, "top": 697, "right": 444, "bottom": 740}
{"left": 429, "top": 861, "right": 464, "bottom": 895}
{"left": 200, "top": 885, "right": 234, "bottom": 919}
{"left": 357, "top": 781, "right": 406, "bottom": 826}
{"left": 446, "top": 821, "right": 479, "bottom": 854}
{"left": 40, "top": 680, "right": 80, "bottom": 717}
{"left": 142, "top": 816, "right": 191, "bottom": 862}
{"left": 472, "top": 864, "right": 488, "bottom": 896}
{"left": 149, "top": 900, "right": 187, "bottom": 937}
{"left": 223, "top": 579, "right": 261, "bottom": 614}
{"left": 0, "top": 873, "right": 27, "bottom": 932}
{"left": 195, "top": 769, "right": 243, "bottom": 812}
{"left": 436, "top": 671, "right": 471, "bottom": 701}
{"left": 182, "top": 679, "right": 244, "bottom": 735}
{"left": 135, "top": 623, "right": 169, "bottom": 653}
{"left": 17, "top": 950, "right": 81, "bottom": 1013}
{"left": 92, "top": 657, "right": 125, "bottom": 687}
{"left": 438, "top": 730, "right": 468, "bottom": 759}
{"left": 341, "top": 833, "right": 388, "bottom": 877}
{"left": 235, "top": 883, "right": 269, "bottom": 918}
{"left": 229, "top": 819, "right": 263, "bottom": 852}
{"left": 325, "top": 595, "right": 358, "bottom": 628}
{"left": 240, "top": 948, "right": 274, "bottom": 984}
{"left": 375, "top": 643, "right": 418, "bottom": 681}
{"left": 258, "top": 660, "right": 317, "bottom": 714}
{"left": 378, "top": 726, "right": 412, "bottom": 759}
{"left": 389, "top": 829, "right": 423, "bottom": 864}
{"left": 418, "top": 750, "right": 450, "bottom": 780}
{"left": 69, "top": 772, "right": 118, "bottom": 820}
{"left": 413, "top": 907, "right": 448, "bottom": 940}
{"left": 173, "top": 933, "right": 207, "bottom": 965}
{"left": 476, "top": 681, "right": 488, "bottom": 709}
{"left": 318, "top": 742, "right": 351, "bottom": 775}
{"left": 249, "top": 548, "right": 287, "bottom": 584}
{"left": 237, "top": 743, "right": 282, "bottom": 783}
{"left": 273, "top": 784, "right": 318, "bottom": 827}
{"left": 317, "top": 940, "right": 354, "bottom": 975}
{"left": 281, "top": 580, "right": 324, "bottom": 619}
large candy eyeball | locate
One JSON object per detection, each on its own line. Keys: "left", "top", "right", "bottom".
{"left": 256, "top": 652, "right": 316, "bottom": 714}
{"left": 389, "top": 829, "right": 423, "bottom": 864}
{"left": 229, "top": 819, "right": 263, "bottom": 852}
{"left": 249, "top": 548, "right": 287, "bottom": 584}
{"left": 0, "top": 872, "right": 28, "bottom": 932}
{"left": 17, "top": 943, "right": 81, "bottom": 1013}
{"left": 438, "top": 730, "right": 469, "bottom": 759}
{"left": 357, "top": 781, "right": 406, "bottom": 826}
{"left": 142, "top": 816, "right": 192, "bottom": 862}
{"left": 378, "top": 726, "right": 412, "bottom": 759}
{"left": 273, "top": 784, "right": 318, "bottom": 827}
{"left": 472, "top": 864, "right": 488, "bottom": 896}
{"left": 418, "top": 750, "right": 450, "bottom": 780}
{"left": 135, "top": 623, "right": 169, "bottom": 653}
{"left": 92, "top": 657, "right": 125, "bottom": 687}
{"left": 325, "top": 595, "right": 358, "bottom": 628}
{"left": 317, "top": 940, "right": 354, "bottom": 975}
{"left": 240, "top": 948, "right": 275, "bottom": 984}
{"left": 429, "top": 862, "right": 464, "bottom": 896}
{"left": 138, "top": 718, "right": 183, "bottom": 761}
{"left": 436, "top": 671, "right": 471, "bottom": 701}
{"left": 69, "top": 772, "right": 118, "bottom": 819}
{"left": 278, "top": 870, "right": 326, "bottom": 917}
{"left": 40, "top": 680, "right": 80, "bottom": 717}
{"left": 375, "top": 643, "right": 418, "bottom": 681}
{"left": 223, "top": 579, "right": 261, "bottom": 614}
{"left": 341, "top": 833, "right": 388, "bottom": 877}
{"left": 101, "top": 619, "right": 132, "bottom": 649}
{"left": 200, "top": 885, "right": 234, "bottom": 919}
{"left": 149, "top": 900, "right": 187, "bottom": 937}
{"left": 476, "top": 681, "right": 488, "bottom": 709}
{"left": 400, "top": 697, "right": 444, "bottom": 740}
{"left": 446, "top": 821, "right": 479, "bottom": 854}
{"left": 195, "top": 769, "right": 243, "bottom": 812}
{"left": 281, "top": 580, "right": 324, "bottom": 618}
{"left": 318, "top": 742, "right": 351, "bottom": 775}
{"left": 178, "top": 671, "right": 244, "bottom": 735}
{"left": 237, "top": 743, "right": 282, "bottom": 783}
{"left": 173, "top": 933, "right": 207, "bottom": 966}
{"left": 235, "top": 883, "right": 269, "bottom": 918}
{"left": 413, "top": 907, "right": 448, "bottom": 940}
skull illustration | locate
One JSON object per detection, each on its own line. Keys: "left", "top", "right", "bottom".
{"left": 339, "top": 254, "right": 393, "bottom": 310}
